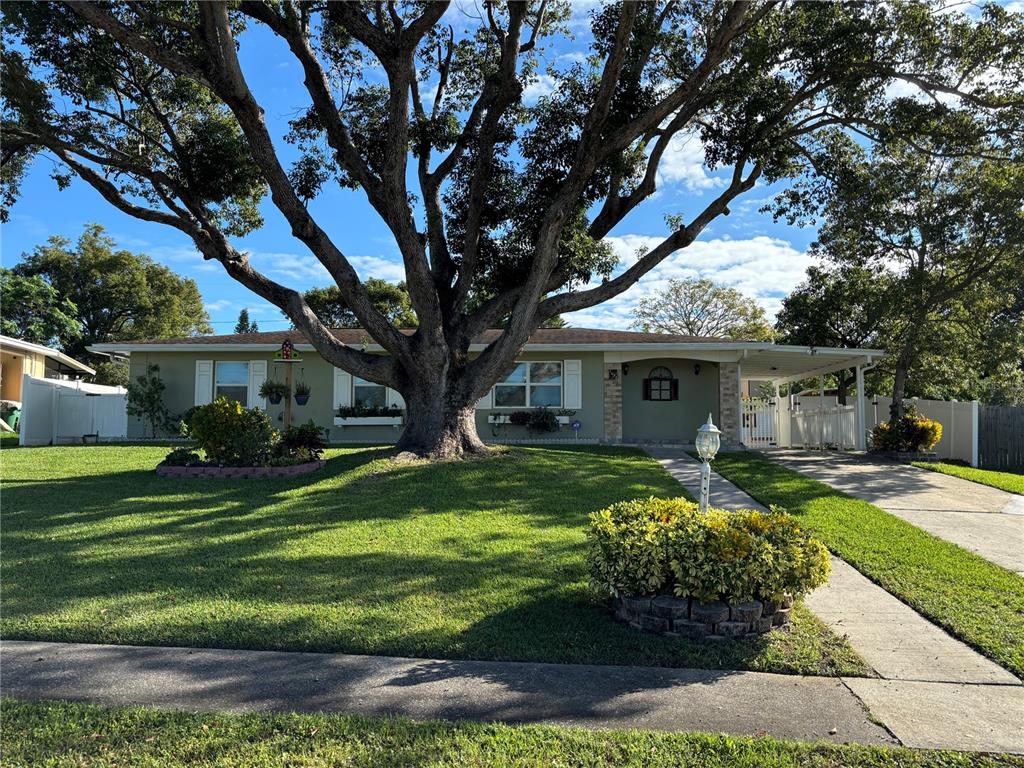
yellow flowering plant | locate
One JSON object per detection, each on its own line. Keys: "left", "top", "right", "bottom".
{"left": 588, "top": 497, "right": 830, "bottom": 603}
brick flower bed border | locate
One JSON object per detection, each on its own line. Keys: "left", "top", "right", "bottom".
{"left": 610, "top": 594, "right": 794, "bottom": 640}
{"left": 156, "top": 460, "right": 326, "bottom": 479}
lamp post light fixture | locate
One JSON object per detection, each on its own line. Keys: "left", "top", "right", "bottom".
{"left": 695, "top": 413, "right": 721, "bottom": 513}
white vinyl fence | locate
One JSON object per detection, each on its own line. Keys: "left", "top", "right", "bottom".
{"left": 745, "top": 393, "right": 987, "bottom": 466}
{"left": 19, "top": 374, "right": 127, "bottom": 446}
{"left": 790, "top": 403, "right": 857, "bottom": 450}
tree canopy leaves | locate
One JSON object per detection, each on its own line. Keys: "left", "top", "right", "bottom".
{"left": 633, "top": 278, "right": 774, "bottom": 341}
{"left": 12, "top": 224, "right": 211, "bottom": 359}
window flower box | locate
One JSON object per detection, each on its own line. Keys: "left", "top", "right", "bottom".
{"left": 488, "top": 414, "right": 571, "bottom": 426}
{"left": 333, "top": 416, "right": 404, "bottom": 427}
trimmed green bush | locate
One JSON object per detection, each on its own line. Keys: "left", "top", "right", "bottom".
{"left": 188, "top": 397, "right": 278, "bottom": 466}
{"left": 588, "top": 497, "right": 830, "bottom": 603}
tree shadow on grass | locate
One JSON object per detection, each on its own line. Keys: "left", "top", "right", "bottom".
{"left": 2, "top": 444, "right": 784, "bottom": 673}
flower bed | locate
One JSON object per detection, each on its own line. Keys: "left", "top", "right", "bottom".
{"left": 156, "top": 460, "right": 325, "bottom": 479}
{"left": 588, "top": 497, "right": 829, "bottom": 639}
{"left": 158, "top": 398, "right": 328, "bottom": 478}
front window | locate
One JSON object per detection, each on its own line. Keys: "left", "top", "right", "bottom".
{"left": 353, "top": 377, "right": 387, "bottom": 408}
{"left": 644, "top": 366, "right": 677, "bottom": 401}
{"left": 215, "top": 361, "right": 249, "bottom": 405}
{"left": 494, "top": 361, "right": 562, "bottom": 408}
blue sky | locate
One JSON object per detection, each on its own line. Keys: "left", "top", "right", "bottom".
{"left": 3, "top": 1, "right": 1011, "bottom": 334}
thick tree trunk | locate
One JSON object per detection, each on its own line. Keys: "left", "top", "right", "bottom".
{"left": 889, "top": 347, "right": 914, "bottom": 422}
{"left": 394, "top": 382, "right": 488, "bottom": 460}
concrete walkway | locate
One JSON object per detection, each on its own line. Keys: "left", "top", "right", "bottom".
{"left": 764, "top": 450, "right": 1024, "bottom": 575}
{"left": 647, "top": 447, "right": 1021, "bottom": 685}
{"left": 644, "top": 446, "right": 768, "bottom": 512}
{"left": 1, "top": 640, "right": 890, "bottom": 746}
{"left": 806, "top": 557, "right": 1019, "bottom": 685}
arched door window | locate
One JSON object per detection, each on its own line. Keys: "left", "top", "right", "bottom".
{"left": 643, "top": 366, "right": 678, "bottom": 401}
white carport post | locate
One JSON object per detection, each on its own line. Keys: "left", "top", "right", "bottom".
{"left": 817, "top": 375, "right": 825, "bottom": 449}
{"left": 855, "top": 364, "right": 866, "bottom": 451}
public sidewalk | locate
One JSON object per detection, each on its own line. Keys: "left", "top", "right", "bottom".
{"left": 2, "top": 640, "right": 889, "bottom": 746}
{"left": 5, "top": 638, "right": 1024, "bottom": 754}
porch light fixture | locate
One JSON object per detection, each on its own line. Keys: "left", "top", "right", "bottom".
{"left": 693, "top": 363, "right": 701, "bottom": 376}
{"left": 695, "top": 413, "right": 721, "bottom": 513}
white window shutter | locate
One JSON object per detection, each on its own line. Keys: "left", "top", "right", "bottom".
{"left": 248, "top": 360, "right": 267, "bottom": 409}
{"left": 333, "top": 368, "right": 352, "bottom": 408}
{"left": 387, "top": 388, "right": 405, "bottom": 409}
{"left": 475, "top": 388, "right": 492, "bottom": 409}
{"left": 195, "top": 360, "right": 213, "bottom": 406}
{"left": 564, "top": 359, "right": 582, "bottom": 409}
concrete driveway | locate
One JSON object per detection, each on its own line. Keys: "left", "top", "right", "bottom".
{"left": 763, "top": 450, "right": 1024, "bottom": 575}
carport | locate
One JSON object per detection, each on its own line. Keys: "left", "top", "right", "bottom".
{"left": 732, "top": 344, "right": 883, "bottom": 451}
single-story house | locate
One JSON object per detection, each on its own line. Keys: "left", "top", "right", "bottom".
{"left": 0, "top": 335, "right": 95, "bottom": 404}
{"left": 90, "top": 328, "right": 881, "bottom": 448}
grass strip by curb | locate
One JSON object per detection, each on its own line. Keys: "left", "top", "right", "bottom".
{"left": 710, "top": 452, "right": 1024, "bottom": 679}
{"left": 911, "top": 462, "right": 1024, "bottom": 496}
{"left": 5, "top": 699, "right": 1024, "bottom": 768}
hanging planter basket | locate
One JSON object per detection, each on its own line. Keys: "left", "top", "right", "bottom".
{"left": 295, "top": 393, "right": 310, "bottom": 406}
{"left": 268, "top": 393, "right": 283, "bottom": 405}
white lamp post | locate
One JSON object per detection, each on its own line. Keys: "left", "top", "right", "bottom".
{"left": 695, "top": 413, "right": 721, "bottom": 513}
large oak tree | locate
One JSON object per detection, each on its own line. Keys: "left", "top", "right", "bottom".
{"left": 3, "top": 1, "right": 1021, "bottom": 457}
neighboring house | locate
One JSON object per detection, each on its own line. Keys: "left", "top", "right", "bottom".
{"left": 90, "top": 328, "right": 880, "bottom": 447}
{"left": 0, "top": 335, "right": 95, "bottom": 403}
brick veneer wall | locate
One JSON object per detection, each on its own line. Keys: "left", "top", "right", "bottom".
{"left": 718, "top": 362, "right": 741, "bottom": 445}
{"left": 603, "top": 364, "right": 622, "bottom": 441}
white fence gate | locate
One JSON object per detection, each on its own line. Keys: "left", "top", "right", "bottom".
{"left": 19, "top": 375, "right": 127, "bottom": 446}
{"left": 741, "top": 399, "right": 777, "bottom": 446}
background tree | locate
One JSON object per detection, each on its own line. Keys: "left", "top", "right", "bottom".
{"left": 632, "top": 277, "right": 774, "bottom": 341}
{"left": 775, "top": 266, "right": 893, "bottom": 403}
{"left": 126, "top": 363, "right": 173, "bottom": 438}
{"left": 0, "top": 267, "right": 80, "bottom": 346}
{"left": 12, "top": 225, "right": 211, "bottom": 360}
{"left": 233, "top": 308, "right": 259, "bottom": 334}
{"left": 779, "top": 136, "right": 1024, "bottom": 420}
{"left": 297, "top": 279, "right": 416, "bottom": 329}
{"left": 93, "top": 360, "right": 129, "bottom": 387}
{"left": 3, "top": 1, "right": 1020, "bottom": 457}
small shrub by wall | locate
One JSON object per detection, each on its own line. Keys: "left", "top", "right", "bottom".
{"left": 870, "top": 408, "right": 943, "bottom": 453}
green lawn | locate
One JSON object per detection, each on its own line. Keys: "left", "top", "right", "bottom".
{"left": 7, "top": 700, "right": 1023, "bottom": 768}
{"left": 911, "top": 461, "right": 1024, "bottom": 496}
{"left": 710, "top": 452, "right": 1024, "bottom": 679}
{"left": 0, "top": 445, "right": 866, "bottom": 676}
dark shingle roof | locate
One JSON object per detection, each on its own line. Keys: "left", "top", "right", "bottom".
{"left": 122, "top": 327, "right": 731, "bottom": 346}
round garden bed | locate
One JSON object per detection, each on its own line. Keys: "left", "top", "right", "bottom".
{"left": 611, "top": 593, "right": 794, "bottom": 640}
{"left": 588, "top": 497, "right": 829, "bottom": 643}
{"left": 156, "top": 460, "right": 325, "bottom": 479}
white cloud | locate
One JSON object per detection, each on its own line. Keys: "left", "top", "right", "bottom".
{"left": 522, "top": 74, "right": 559, "bottom": 103}
{"left": 247, "top": 251, "right": 407, "bottom": 286}
{"left": 655, "top": 133, "right": 723, "bottom": 192}
{"left": 204, "top": 299, "right": 234, "bottom": 313}
{"left": 347, "top": 255, "right": 407, "bottom": 283}
{"left": 564, "top": 235, "right": 818, "bottom": 329}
